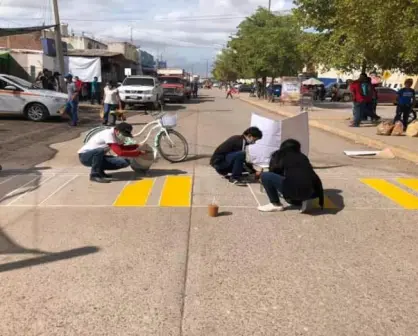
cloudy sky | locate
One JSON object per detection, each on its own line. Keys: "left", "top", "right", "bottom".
{"left": 0, "top": 0, "right": 294, "bottom": 75}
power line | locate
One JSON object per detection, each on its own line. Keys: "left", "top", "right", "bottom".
{"left": 0, "top": 14, "right": 249, "bottom": 24}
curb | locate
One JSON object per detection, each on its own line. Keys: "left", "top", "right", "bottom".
{"left": 240, "top": 97, "right": 418, "bottom": 165}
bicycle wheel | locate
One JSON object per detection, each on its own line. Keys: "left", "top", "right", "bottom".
{"left": 156, "top": 129, "right": 189, "bottom": 163}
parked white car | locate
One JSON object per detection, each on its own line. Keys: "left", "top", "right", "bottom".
{"left": 118, "top": 75, "right": 164, "bottom": 110}
{"left": 0, "top": 74, "right": 68, "bottom": 121}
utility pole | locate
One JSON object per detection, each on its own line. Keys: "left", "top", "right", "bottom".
{"left": 52, "top": 0, "right": 66, "bottom": 92}
{"left": 268, "top": 0, "right": 271, "bottom": 11}
{"left": 130, "top": 26, "right": 133, "bottom": 43}
{"left": 206, "top": 59, "right": 209, "bottom": 79}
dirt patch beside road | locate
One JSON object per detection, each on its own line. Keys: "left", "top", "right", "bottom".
{"left": 0, "top": 106, "right": 141, "bottom": 169}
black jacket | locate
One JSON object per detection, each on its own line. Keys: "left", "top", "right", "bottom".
{"left": 269, "top": 149, "right": 324, "bottom": 208}
{"left": 210, "top": 135, "right": 245, "bottom": 166}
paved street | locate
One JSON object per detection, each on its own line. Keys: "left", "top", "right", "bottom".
{"left": 1, "top": 89, "right": 418, "bottom": 335}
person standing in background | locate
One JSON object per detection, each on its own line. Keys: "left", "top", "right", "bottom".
{"left": 90, "top": 77, "right": 101, "bottom": 104}
{"left": 395, "top": 78, "right": 416, "bottom": 130}
{"left": 103, "top": 81, "right": 120, "bottom": 126}
{"left": 63, "top": 74, "right": 80, "bottom": 127}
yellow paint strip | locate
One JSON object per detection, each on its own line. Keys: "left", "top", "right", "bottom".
{"left": 311, "top": 196, "right": 337, "bottom": 209}
{"left": 396, "top": 178, "right": 418, "bottom": 193}
{"left": 113, "top": 179, "right": 154, "bottom": 207}
{"left": 159, "top": 176, "right": 192, "bottom": 207}
{"left": 361, "top": 178, "right": 418, "bottom": 210}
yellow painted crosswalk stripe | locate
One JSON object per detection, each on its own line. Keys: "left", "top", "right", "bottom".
{"left": 159, "top": 176, "right": 192, "bottom": 207}
{"left": 396, "top": 178, "right": 418, "bottom": 193}
{"left": 113, "top": 179, "right": 154, "bottom": 207}
{"left": 361, "top": 178, "right": 418, "bottom": 209}
{"left": 312, "top": 196, "right": 337, "bottom": 209}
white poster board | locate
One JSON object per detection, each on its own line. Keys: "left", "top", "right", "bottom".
{"left": 248, "top": 112, "right": 309, "bottom": 166}
{"left": 64, "top": 57, "right": 102, "bottom": 82}
{"left": 124, "top": 68, "right": 132, "bottom": 76}
{"left": 248, "top": 113, "right": 282, "bottom": 166}
{"left": 281, "top": 111, "right": 309, "bottom": 156}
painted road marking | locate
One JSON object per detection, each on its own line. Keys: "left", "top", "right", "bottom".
{"left": 361, "top": 178, "right": 418, "bottom": 210}
{"left": 312, "top": 196, "right": 337, "bottom": 209}
{"left": 113, "top": 179, "right": 155, "bottom": 207}
{"left": 159, "top": 176, "right": 192, "bottom": 207}
{"left": 396, "top": 178, "right": 418, "bottom": 193}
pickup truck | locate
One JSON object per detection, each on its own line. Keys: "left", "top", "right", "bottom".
{"left": 118, "top": 75, "right": 164, "bottom": 110}
{"left": 159, "top": 75, "right": 190, "bottom": 103}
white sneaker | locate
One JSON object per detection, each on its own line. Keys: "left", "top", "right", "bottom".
{"left": 300, "top": 200, "right": 311, "bottom": 213}
{"left": 257, "top": 203, "right": 284, "bottom": 212}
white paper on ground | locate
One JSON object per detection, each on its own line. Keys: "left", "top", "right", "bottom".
{"left": 344, "top": 150, "right": 380, "bottom": 156}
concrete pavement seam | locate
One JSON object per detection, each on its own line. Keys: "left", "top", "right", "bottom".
{"left": 240, "top": 97, "right": 418, "bottom": 165}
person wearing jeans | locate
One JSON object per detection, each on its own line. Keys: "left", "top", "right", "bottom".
{"left": 394, "top": 78, "right": 416, "bottom": 131}
{"left": 79, "top": 148, "right": 130, "bottom": 176}
{"left": 349, "top": 73, "right": 372, "bottom": 127}
{"left": 258, "top": 139, "right": 324, "bottom": 213}
{"left": 210, "top": 127, "right": 263, "bottom": 185}
{"left": 64, "top": 74, "right": 79, "bottom": 126}
{"left": 78, "top": 122, "right": 143, "bottom": 183}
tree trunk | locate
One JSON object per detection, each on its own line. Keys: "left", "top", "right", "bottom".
{"left": 262, "top": 76, "right": 267, "bottom": 99}
{"left": 361, "top": 60, "right": 367, "bottom": 73}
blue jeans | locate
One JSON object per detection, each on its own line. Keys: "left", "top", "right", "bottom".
{"left": 260, "top": 172, "right": 285, "bottom": 204}
{"left": 79, "top": 148, "right": 130, "bottom": 177}
{"left": 65, "top": 100, "right": 79, "bottom": 125}
{"left": 213, "top": 151, "right": 246, "bottom": 178}
{"left": 352, "top": 102, "right": 367, "bottom": 126}
{"left": 103, "top": 104, "right": 117, "bottom": 124}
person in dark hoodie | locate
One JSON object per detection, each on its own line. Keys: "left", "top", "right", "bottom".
{"left": 258, "top": 138, "right": 324, "bottom": 213}
{"left": 210, "top": 127, "right": 263, "bottom": 185}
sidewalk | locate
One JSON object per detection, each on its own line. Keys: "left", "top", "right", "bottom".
{"left": 239, "top": 96, "right": 418, "bottom": 164}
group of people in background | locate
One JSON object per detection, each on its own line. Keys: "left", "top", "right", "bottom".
{"left": 349, "top": 74, "right": 416, "bottom": 130}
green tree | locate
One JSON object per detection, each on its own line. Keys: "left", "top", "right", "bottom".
{"left": 228, "top": 8, "right": 304, "bottom": 82}
{"left": 294, "top": 0, "right": 418, "bottom": 73}
{"left": 212, "top": 49, "right": 239, "bottom": 82}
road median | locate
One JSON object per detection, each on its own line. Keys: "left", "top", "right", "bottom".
{"left": 239, "top": 96, "right": 418, "bottom": 165}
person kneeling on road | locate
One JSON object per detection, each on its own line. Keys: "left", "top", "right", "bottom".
{"left": 258, "top": 139, "right": 324, "bottom": 213}
{"left": 78, "top": 122, "right": 143, "bottom": 183}
{"left": 210, "top": 127, "right": 263, "bottom": 185}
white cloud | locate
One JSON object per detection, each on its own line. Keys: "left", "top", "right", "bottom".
{"left": 0, "top": 0, "right": 293, "bottom": 74}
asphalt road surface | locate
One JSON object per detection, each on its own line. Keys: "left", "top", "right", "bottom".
{"left": 0, "top": 90, "right": 417, "bottom": 336}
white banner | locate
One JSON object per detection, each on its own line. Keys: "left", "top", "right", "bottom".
{"left": 64, "top": 57, "right": 102, "bottom": 82}
{"left": 247, "top": 112, "right": 309, "bottom": 166}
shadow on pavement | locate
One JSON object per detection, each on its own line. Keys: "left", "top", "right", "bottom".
{"left": 0, "top": 245, "right": 100, "bottom": 273}
{"left": 0, "top": 228, "right": 47, "bottom": 255}
{"left": 184, "top": 154, "right": 212, "bottom": 162}
{"left": 0, "top": 169, "right": 43, "bottom": 202}
{"left": 144, "top": 168, "right": 188, "bottom": 177}
{"left": 218, "top": 211, "right": 233, "bottom": 217}
{"left": 0, "top": 166, "right": 51, "bottom": 176}
{"left": 310, "top": 188, "right": 345, "bottom": 216}
{"left": 313, "top": 164, "right": 348, "bottom": 170}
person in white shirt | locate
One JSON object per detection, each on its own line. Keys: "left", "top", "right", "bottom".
{"left": 78, "top": 122, "right": 142, "bottom": 183}
{"left": 103, "top": 81, "right": 120, "bottom": 125}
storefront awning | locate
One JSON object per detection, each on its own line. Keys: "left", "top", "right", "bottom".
{"left": 0, "top": 25, "right": 56, "bottom": 37}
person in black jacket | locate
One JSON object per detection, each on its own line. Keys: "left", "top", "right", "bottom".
{"left": 210, "top": 127, "right": 263, "bottom": 185}
{"left": 258, "top": 139, "right": 324, "bottom": 213}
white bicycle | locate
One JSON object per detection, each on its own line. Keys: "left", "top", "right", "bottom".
{"left": 83, "top": 109, "right": 189, "bottom": 172}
